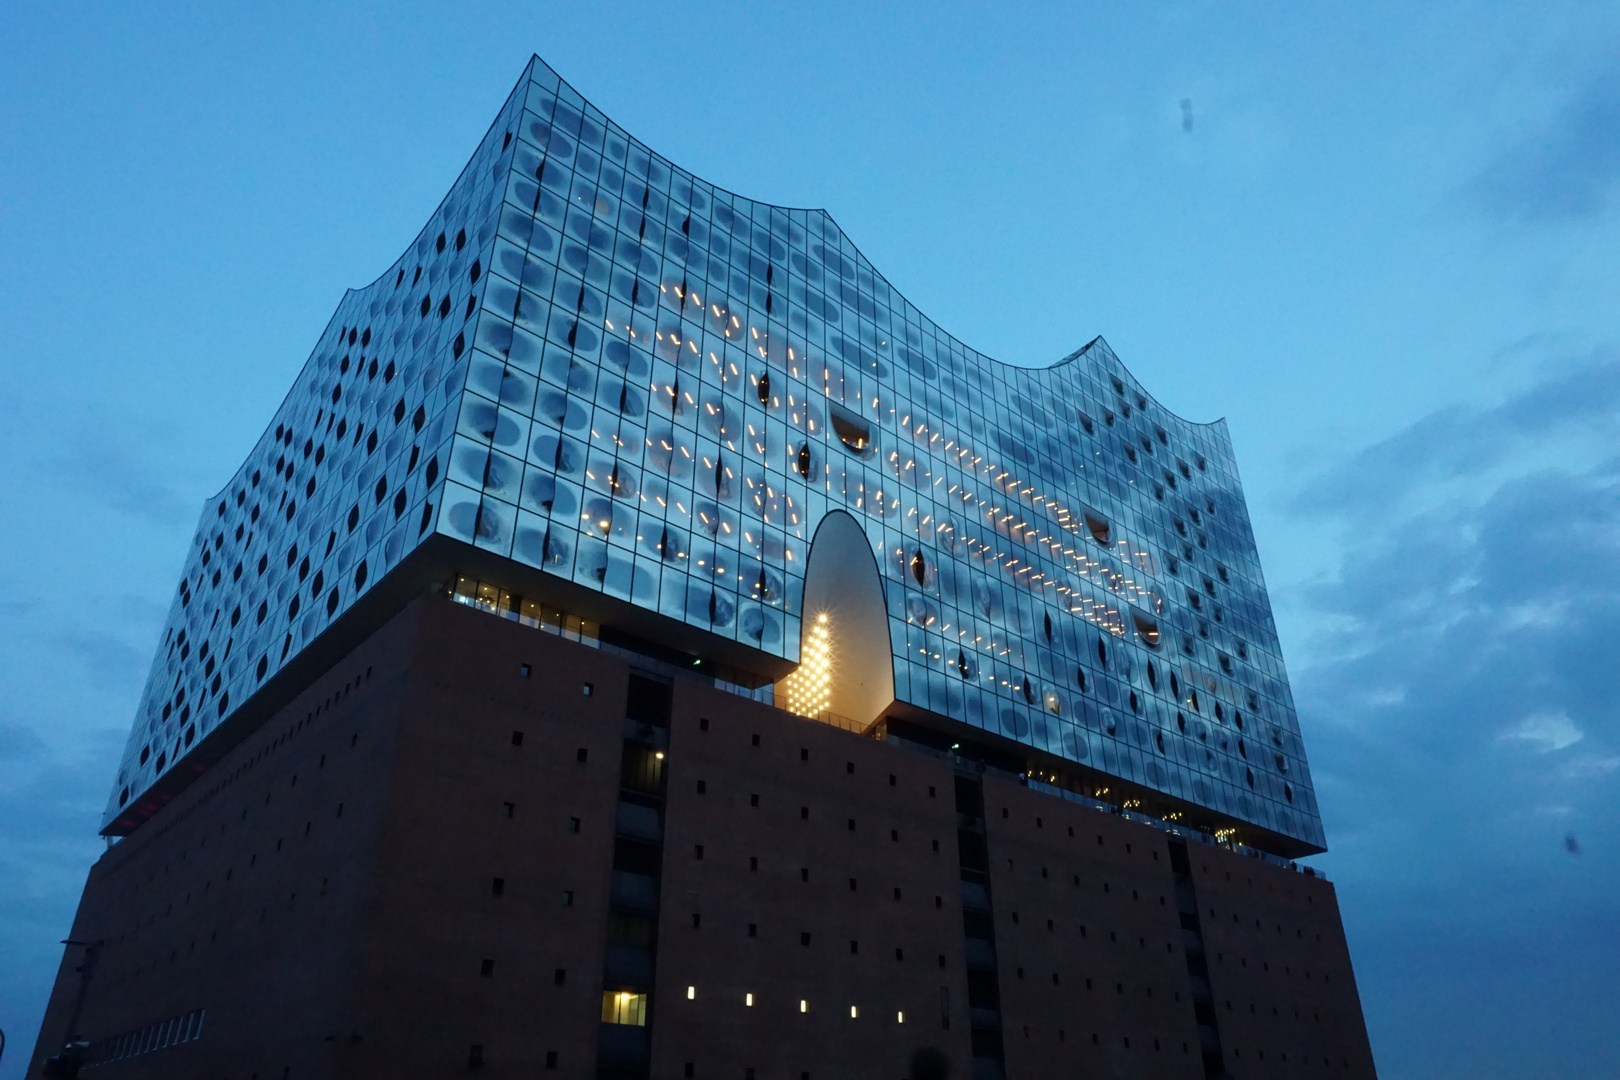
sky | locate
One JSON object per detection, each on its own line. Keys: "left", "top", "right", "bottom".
{"left": 2, "top": 2, "right": 1618, "bottom": 1076}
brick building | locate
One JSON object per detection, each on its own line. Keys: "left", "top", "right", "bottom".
{"left": 30, "top": 53, "right": 1375, "bottom": 1080}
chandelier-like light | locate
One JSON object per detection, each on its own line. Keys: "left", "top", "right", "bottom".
{"left": 784, "top": 612, "right": 833, "bottom": 718}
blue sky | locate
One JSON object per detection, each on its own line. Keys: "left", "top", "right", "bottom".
{"left": 2, "top": 3, "right": 1618, "bottom": 1076}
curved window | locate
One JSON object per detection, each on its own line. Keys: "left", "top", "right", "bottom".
{"left": 828, "top": 403, "right": 873, "bottom": 457}
{"left": 1133, "top": 611, "right": 1161, "bottom": 649}
{"left": 1083, "top": 512, "right": 1111, "bottom": 545}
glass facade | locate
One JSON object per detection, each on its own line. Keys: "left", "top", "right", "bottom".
{"left": 105, "top": 55, "right": 1323, "bottom": 851}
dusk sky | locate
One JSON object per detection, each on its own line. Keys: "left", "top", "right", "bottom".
{"left": 3, "top": 4, "right": 1619, "bottom": 1076}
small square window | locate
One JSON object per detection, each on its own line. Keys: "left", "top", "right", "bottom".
{"left": 576, "top": 747, "right": 588, "bottom": 763}
{"left": 697, "top": 779, "right": 707, "bottom": 794}
{"left": 800, "top": 932, "right": 811, "bottom": 946}
{"left": 800, "top": 748, "right": 810, "bottom": 761}
{"left": 520, "top": 664, "right": 532, "bottom": 677}
{"left": 845, "top": 761, "right": 854, "bottom": 774}
{"left": 582, "top": 683, "right": 593, "bottom": 696}
{"left": 748, "top": 923, "right": 757, "bottom": 937}
{"left": 480, "top": 958, "right": 494, "bottom": 977}
{"left": 568, "top": 817, "right": 581, "bottom": 833}
{"left": 491, "top": 877, "right": 505, "bottom": 896}
{"left": 695, "top": 844, "right": 705, "bottom": 860}
{"left": 511, "top": 730, "right": 524, "bottom": 747}
{"left": 554, "top": 968, "right": 567, "bottom": 986}
{"left": 800, "top": 806, "right": 809, "bottom": 820}
{"left": 502, "top": 801, "right": 515, "bottom": 818}
{"left": 699, "top": 717, "right": 709, "bottom": 731}
{"left": 751, "top": 733, "right": 760, "bottom": 746}
{"left": 749, "top": 793, "right": 759, "bottom": 807}
{"left": 546, "top": 1051, "right": 558, "bottom": 1069}
{"left": 562, "top": 890, "right": 574, "bottom": 906}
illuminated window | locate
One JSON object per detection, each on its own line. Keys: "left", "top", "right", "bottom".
{"left": 850, "top": 1005, "right": 859, "bottom": 1018}
{"left": 687, "top": 986, "right": 696, "bottom": 1000}
{"left": 799, "top": 999, "right": 808, "bottom": 1013}
{"left": 601, "top": 991, "right": 648, "bottom": 1026}
{"left": 746, "top": 992, "right": 754, "bottom": 1006}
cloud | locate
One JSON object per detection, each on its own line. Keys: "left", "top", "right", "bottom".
{"left": 1504, "top": 710, "right": 1584, "bottom": 752}
{"left": 1470, "top": 62, "right": 1620, "bottom": 223}
{"left": 56, "top": 627, "right": 151, "bottom": 692}
{"left": 0, "top": 723, "right": 122, "bottom": 1073}
{"left": 1287, "top": 345, "right": 1620, "bottom": 1080}
{"left": 1290, "top": 347, "right": 1620, "bottom": 517}
{"left": 43, "top": 424, "right": 197, "bottom": 527}
{"left": 0, "top": 721, "right": 49, "bottom": 762}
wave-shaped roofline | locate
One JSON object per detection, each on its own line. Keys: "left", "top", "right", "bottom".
{"left": 526, "top": 57, "right": 1228, "bottom": 433}
{"left": 376, "top": 55, "right": 1225, "bottom": 429}
{"left": 208, "top": 54, "right": 1228, "bottom": 511}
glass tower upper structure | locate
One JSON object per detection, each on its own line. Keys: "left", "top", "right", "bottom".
{"left": 105, "top": 56, "right": 1323, "bottom": 854}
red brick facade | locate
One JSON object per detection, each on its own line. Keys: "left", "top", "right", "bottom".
{"left": 30, "top": 595, "right": 1374, "bottom": 1079}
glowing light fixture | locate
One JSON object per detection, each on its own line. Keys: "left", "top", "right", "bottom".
{"left": 783, "top": 612, "right": 833, "bottom": 719}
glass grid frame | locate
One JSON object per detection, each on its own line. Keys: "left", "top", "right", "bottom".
{"left": 105, "top": 56, "right": 1323, "bottom": 850}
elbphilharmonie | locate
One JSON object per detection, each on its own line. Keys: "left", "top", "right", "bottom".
{"left": 31, "top": 55, "right": 1376, "bottom": 1080}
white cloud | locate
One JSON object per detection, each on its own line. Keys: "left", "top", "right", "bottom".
{"left": 1567, "top": 755, "right": 1620, "bottom": 777}
{"left": 1505, "top": 711, "right": 1585, "bottom": 752}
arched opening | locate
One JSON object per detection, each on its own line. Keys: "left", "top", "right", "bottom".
{"left": 783, "top": 510, "right": 895, "bottom": 729}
